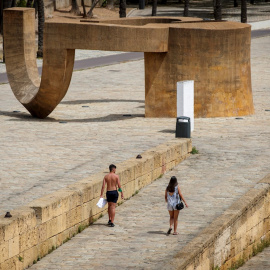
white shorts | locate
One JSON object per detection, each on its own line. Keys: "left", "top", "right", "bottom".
{"left": 167, "top": 203, "right": 177, "bottom": 211}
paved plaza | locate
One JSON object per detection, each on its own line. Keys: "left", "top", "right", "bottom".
{"left": 0, "top": 59, "right": 178, "bottom": 216}
{"left": 16, "top": 34, "right": 269, "bottom": 269}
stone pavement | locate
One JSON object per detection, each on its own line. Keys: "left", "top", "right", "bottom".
{"left": 0, "top": 59, "right": 177, "bottom": 216}
{"left": 238, "top": 246, "right": 270, "bottom": 270}
{"left": 23, "top": 34, "right": 270, "bottom": 269}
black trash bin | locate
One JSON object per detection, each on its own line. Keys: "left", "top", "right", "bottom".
{"left": 176, "top": 116, "right": 191, "bottom": 138}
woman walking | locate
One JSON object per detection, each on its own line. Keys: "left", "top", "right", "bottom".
{"left": 165, "top": 176, "right": 188, "bottom": 235}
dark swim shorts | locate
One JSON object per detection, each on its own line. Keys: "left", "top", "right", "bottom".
{"left": 106, "top": 190, "right": 119, "bottom": 203}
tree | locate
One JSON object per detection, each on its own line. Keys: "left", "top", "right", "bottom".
{"left": 152, "top": 0, "right": 157, "bottom": 16}
{"left": 81, "top": 0, "right": 87, "bottom": 17}
{"left": 70, "top": 0, "right": 80, "bottom": 15}
{"left": 183, "top": 0, "right": 189, "bottom": 17}
{"left": 37, "top": 0, "right": 44, "bottom": 57}
{"left": 119, "top": 0, "right": 126, "bottom": 17}
{"left": 241, "top": 0, "right": 247, "bottom": 23}
{"left": 213, "top": 0, "right": 222, "bottom": 20}
{"left": 87, "top": 0, "right": 99, "bottom": 17}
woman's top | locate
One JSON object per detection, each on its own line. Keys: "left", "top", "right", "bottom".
{"left": 167, "top": 185, "right": 180, "bottom": 208}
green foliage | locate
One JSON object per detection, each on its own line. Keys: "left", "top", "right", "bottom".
{"left": 63, "top": 237, "right": 71, "bottom": 244}
{"left": 132, "top": 190, "right": 139, "bottom": 197}
{"left": 228, "top": 257, "right": 245, "bottom": 270}
{"left": 78, "top": 224, "right": 87, "bottom": 233}
{"left": 48, "top": 245, "right": 56, "bottom": 254}
{"left": 158, "top": 174, "right": 164, "bottom": 179}
{"left": 33, "top": 260, "right": 37, "bottom": 264}
{"left": 191, "top": 146, "right": 199, "bottom": 154}
{"left": 16, "top": 0, "right": 27, "bottom": 7}
{"left": 212, "top": 266, "right": 220, "bottom": 270}
{"left": 18, "top": 256, "right": 23, "bottom": 262}
{"left": 252, "top": 238, "right": 270, "bottom": 257}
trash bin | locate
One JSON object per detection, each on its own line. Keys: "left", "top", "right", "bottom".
{"left": 176, "top": 116, "right": 191, "bottom": 138}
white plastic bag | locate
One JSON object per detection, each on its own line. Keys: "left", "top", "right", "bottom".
{"left": 96, "top": 198, "right": 107, "bottom": 208}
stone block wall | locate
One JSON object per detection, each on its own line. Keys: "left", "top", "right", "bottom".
{"left": 0, "top": 138, "right": 191, "bottom": 270}
{"left": 168, "top": 174, "right": 270, "bottom": 270}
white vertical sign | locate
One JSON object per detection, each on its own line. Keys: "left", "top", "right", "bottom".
{"left": 177, "top": 80, "right": 194, "bottom": 131}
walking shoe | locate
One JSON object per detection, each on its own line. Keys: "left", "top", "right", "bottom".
{"left": 109, "top": 223, "right": 115, "bottom": 227}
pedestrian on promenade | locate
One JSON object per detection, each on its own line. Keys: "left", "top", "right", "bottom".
{"left": 165, "top": 176, "right": 188, "bottom": 235}
{"left": 100, "top": 164, "right": 124, "bottom": 227}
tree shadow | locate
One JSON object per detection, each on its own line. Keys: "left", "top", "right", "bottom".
{"left": 0, "top": 110, "right": 145, "bottom": 123}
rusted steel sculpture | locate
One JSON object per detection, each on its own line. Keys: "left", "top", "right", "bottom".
{"left": 4, "top": 8, "right": 254, "bottom": 118}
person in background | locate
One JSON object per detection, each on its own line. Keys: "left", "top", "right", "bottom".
{"left": 100, "top": 164, "right": 124, "bottom": 227}
{"left": 165, "top": 176, "right": 188, "bottom": 235}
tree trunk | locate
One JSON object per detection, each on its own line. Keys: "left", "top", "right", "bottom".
{"left": 183, "top": 0, "right": 189, "bottom": 17}
{"left": 87, "top": 0, "right": 99, "bottom": 17}
{"left": 37, "top": 0, "right": 44, "bottom": 57}
{"left": 70, "top": 0, "right": 80, "bottom": 15}
{"left": 241, "top": 0, "right": 247, "bottom": 23}
{"left": 119, "top": 0, "right": 126, "bottom": 17}
{"left": 152, "top": 0, "right": 157, "bottom": 16}
{"left": 214, "top": 0, "right": 222, "bottom": 20}
{"left": 81, "top": 0, "right": 87, "bottom": 17}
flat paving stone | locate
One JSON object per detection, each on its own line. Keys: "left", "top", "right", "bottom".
{"left": 25, "top": 36, "right": 270, "bottom": 269}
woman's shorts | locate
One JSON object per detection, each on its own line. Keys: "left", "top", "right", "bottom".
{"left": 167, "top": 203, "right": 178, "bottom": 211}
{"left": 106, "top": 190, "right": 119, "bottom": 203}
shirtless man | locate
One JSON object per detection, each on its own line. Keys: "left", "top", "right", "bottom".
{"left": 100, "top": 164, "right": 124, "bottom": 227}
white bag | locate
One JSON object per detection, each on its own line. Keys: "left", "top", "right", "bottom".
{"left": 96, "top": 198, "right": 107, "bottom": 208}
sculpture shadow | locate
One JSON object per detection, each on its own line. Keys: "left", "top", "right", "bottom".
{"left": 0, "top": 111, "right": 144, "bottom": 123}
{"left": 61, "top": 99, "right": 145, "bottom": 105}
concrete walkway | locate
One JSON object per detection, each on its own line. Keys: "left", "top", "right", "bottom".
{"left": 25, "top": 34, "right": 270, "bottom": 269}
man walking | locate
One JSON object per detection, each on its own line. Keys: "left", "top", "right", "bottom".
{"left": 100, "top": 164, "right": 124, "bottom": 227}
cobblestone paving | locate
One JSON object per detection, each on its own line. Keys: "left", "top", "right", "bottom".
{"left": 26, "top": 36, "right": 270, "bottom": 269}
{"left": 238, "top": 247, "right": 270, "bottom": 270}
